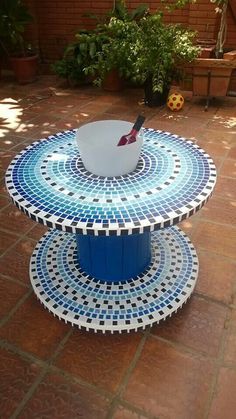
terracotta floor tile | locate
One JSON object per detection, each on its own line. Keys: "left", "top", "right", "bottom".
{"left": 207, "top": 115, "right": 236, "bottom": 131}
{"left": 122, "top": 108, "right": 154, "bottom": 122}
{"left": 12, "top": 142, "right": 32, "bottom": 153}
{"left": 0, "top": 347, "right": 41, "bottom": 418}
{"left": 198, "top": 128, "right": 236, "bottom": 145}
{"left": 178, "top": 213, "right": 200, "bottom": 237}
{"left": 185, "top": 104, "right": 218, "bottom": 118}
{"left": 146, "top": 118, "right": 185, "bottom": 136}
{"left": 215, "top": 106, "right": 236, "bottom": 118}
{"left": 26, "top": 223, "right": 48, "bottom": 241}
{"left": 109, "top": 95, "right": 136, "bottom": 107}
{"left": 151, "top": 295, "right": 227, "bottom": 357}
{"left": 79, "top": 102, "right": 111, "bottom": 114}
{"left": 0, "top": 169, "right": 5, "bottom": 179}
{"left": 0, "top": 135, "right": 25, "bottom": 151}
{"left": 25, "top": 114, "right": 61, "bottom": 132}
{"left": 104, "top": 104, "right": 139, "bottom": 117}
{"left": 87, "top": 94, "right": 120, "bottom": 105}
{"left": 47, "top": 106, "right": 84, "bottom": 119}
{"left": 0, "top": 194, "right": 10, "bottom": 208}
{"left": 223, "top": 310, "right": 236, "bottom": 364}
{"left": 70, "top": 90, "right": 97, "bottom": 100}
{"left": 13, "top": 125, "right": 42, "bottom": 139}
{"left": 197, "top": 139, "right": 230, "bottom": 159}
{"left": 0, "top": 178, "right": 7, "bottom": 195}
{"left": 60, "top": 108, "right": 95, "bottom": 122}
{"left": 209, "top": 156, "right": 223, "bottom": 172}
{"left": 54, "top": 115, "right": 96, "bottom": 132}
{"left": 19, "top": 372, "right": 109, "bottom": 419}
{"left": 0, "top": 205, "right": 34, "bottom": 235}
{"left": 24, "top": 103, "right": 58, "bottom": 116}
{"left": 228, "top": 144, "right": 236, "bottom": 159}
{"left": 46, "top": 96, "right": 88, "bottom": 108}
{"left": 165, "top": 115, "right": 208, "bottom": 137}
{"left": 0, "top": 275, "right": 27, "bottom": 319}
{"left": 191, "top": 221, "right": 236, "bottom": 260}
{"left": 220, "top": 158, "right": 236, "bottom": 178}
{"left": 112, "top": 405, "right": 147, "bottom": 419}
{"left": 89, "top": 113, "right": 125, "bottom": 123}
{"left": 0, "top": 228, "right": 18, "bottom": 255}
{"left": 196, "top": 250, "right": 236, "bottom": 305}
{"left": 147, "top": 117, "right": 206, "bottom": 141}
{"left": 208, "top": 367, "right": 236, "bottom": 419}
{"left": 0, "top": 238, "right": 35, "bottom": 284}
{"left": 200, "top": 195, "right": 236, "bottom": 226}
{"left": 0, "top": 150, "right": 18, "bottom": 172}
{"left": 55, "top": 330, "right": 142, "bottom": 393}
{"left": 0, "top": 294, "right": 70, "bottom": 359}
{"left": 214, "top": 176, "right": 236, "bottom": 200}
{"left": 124, "top": 337, "right": 214, "bottom": 419}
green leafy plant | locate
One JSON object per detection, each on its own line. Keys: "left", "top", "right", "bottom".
{"left": 129, "top": 13, "right": 200, "bottom": 94}
{"left": 52, "top": 0, "right": 149, "bottom": 85}
{"left": 51, "top": 57, "right": 83, "bottom": 85}
{"left": 0, "top": 0, "right": 33, "bottom": 57}
{"left": 110, "top": 0, "right": 149, "bottom": 21}
{"left": 84, "top": 18, "right": 139, "bottom": 85}
{"left": 52, "top": 29, "right": 106, "bottom": 84}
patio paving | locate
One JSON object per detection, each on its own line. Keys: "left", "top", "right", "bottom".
{"left": 0, "top": 75, "right": 236, "bottom": 419}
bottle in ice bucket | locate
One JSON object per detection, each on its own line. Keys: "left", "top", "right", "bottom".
{"left": 117, "top": 115, "right": 146, "bottom": 146}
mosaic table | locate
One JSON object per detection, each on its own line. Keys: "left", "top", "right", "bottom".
{"left": 5, "top": 128, "right": 217, "bottom": 333}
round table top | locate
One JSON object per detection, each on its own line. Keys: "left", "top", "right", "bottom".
{"left": 5, "top": 128, "right": 217, "bottom": 236}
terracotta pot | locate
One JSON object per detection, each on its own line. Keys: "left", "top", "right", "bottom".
{"left": 199, "top": 47, "right": 215, "bottom": 58}
{"left": 10, "top": 55, "right": 38, "bottom": 84}
{"left": 192, "top": 58, "right": 235, "bottom": 97}
{"left": 197, "top": 39, "right": 216, "bottom": 59}
{"left": 101, "top": 69, "right": 124, "bottom": 91}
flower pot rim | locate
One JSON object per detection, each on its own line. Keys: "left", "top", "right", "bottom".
{"left": 193, "top": 58, "right": 236, "bottom": 68}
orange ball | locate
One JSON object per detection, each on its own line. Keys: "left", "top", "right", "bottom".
{"left": 167, "top": 93, "right": 184, "bottom": 111}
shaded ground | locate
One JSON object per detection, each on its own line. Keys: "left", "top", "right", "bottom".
{"left": 0, "top": 75, "right": 236, "bottom": 419}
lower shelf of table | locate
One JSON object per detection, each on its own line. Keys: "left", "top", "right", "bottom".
{"left": 30, "top": 226, "right": 199, "bottom": 333}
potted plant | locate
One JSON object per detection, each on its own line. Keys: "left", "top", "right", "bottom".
{"left": 52, "top": 30, "right": 105, "bottom": 86}
{"left": 128, "top": 13, "right": 200, "bottom": 106}
{"left": 84, "top": 18, "right": 139, "bottom": 91}
{"left": 82, "top": 0, "right": 149, "bottom": 91}
{"left": 171, "top": 0, "right": 236, "bottom": 103}
{"left": 52, "top": 1, "right": 148, "bottom": 90}
{"left": 0, "top": 0, "right": 38, "bottom": 84}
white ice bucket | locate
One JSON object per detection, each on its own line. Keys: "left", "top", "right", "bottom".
{"left": 76, "top": 120, "right": 143, "bottom": 177}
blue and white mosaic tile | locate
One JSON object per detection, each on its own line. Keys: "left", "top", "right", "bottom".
{"left": 5, "top": 129, "right": 217, "bottom": 236}
{"left": 30, "top": 226, "right": 198, "bottom": 333}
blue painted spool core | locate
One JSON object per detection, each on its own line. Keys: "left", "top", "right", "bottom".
{"left": 76, "top": 232, "right": 151, "bottom": 282}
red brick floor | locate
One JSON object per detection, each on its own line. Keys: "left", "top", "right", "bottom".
{"left": 0, "top": 75, "right": 236, "bottom": 419}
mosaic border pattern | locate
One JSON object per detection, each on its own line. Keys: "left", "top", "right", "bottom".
{"left": 5, "top": 128, "right": 217, "bottom": 236}
{"left": 30, "top": 227, "right": 199, "bottom": 333}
